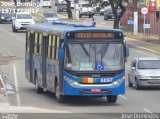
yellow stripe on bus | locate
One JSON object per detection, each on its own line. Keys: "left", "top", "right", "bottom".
{"left": 88, "top": 78, "right": 93, "bottom": 83}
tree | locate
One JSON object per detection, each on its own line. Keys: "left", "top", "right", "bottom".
{"left": 13, "top": 0, "right": 17, "bottom": 5}
{"left": 64, "top": 0, "right": 73, "bottom": 19}
{"left": 108, "top": 0, "right": 128, "bottom": 29}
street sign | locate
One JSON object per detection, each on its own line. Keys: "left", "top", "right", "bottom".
{"left": 127, "top": 20, "right": 134, "bottom": 25}
{"left": 141, "top": 7, "right": 148, "bottom": 15}
{"left": 143, "top": 24, "right": 150, "bottom": 28}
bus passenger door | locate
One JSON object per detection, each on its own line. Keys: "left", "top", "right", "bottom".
{"left": 41, "top": 36, "right": 47, "bottom": 88}
{"left": 25, "top": 31, "right": 34, "bottom": 83}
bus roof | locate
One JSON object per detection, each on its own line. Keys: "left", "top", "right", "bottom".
{"left": 26, "top": 21, "right": 123, "bottom": 33}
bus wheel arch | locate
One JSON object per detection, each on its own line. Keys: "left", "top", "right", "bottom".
{"left": 54, "top": 77, "right": 64, "bottom": 102}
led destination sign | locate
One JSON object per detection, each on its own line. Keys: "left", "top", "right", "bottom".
{"left": 76, "top": 32, "right": 113, "bottom": 39}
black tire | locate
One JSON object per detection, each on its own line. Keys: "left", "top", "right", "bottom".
{"left": 55, "top": 83, "right": 64, "bottom": 102}
{"left": 106, "top": 17, "right": 108, "bottom": 21}
{"left": 107, "top": 95, "right": 117, "bottom": 103}
{"left": 35, "top": 75, "right": 43, "bottom": 94}
{"left": 135, "top": 78, "right": 141, "bottom": 90}
{"left": 0, "top": 21, "right": 2, "bottom": 24}
{"left": 128, "top": 75, "right": 133, "bottom": 87}
{"left": 79, "top": 14, "right": 82, "bottom": 18}
{"left": 12, "top": 27, "right": 15, "bottom": 32}
{"left": 89, "top": 15, "right": 92, "bottom": 18}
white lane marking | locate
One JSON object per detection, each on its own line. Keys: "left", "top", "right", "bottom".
{"left": 100, "top": 23, "right": 106, "bottom": 25}
{"left": 13, "top": 63, "right": 21, "bottom": 106}
{"left": 143, "top": 108, "right": 152, "bottom": 113}
{"left": 119, "top": 95, "right": 127, "bottom": 100}
{"left": 0, "top": 47, "right": 21, "bottom": 106}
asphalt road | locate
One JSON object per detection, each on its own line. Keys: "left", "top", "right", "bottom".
{"left": 0, "top": 21, "right": 160, "bottom": 116}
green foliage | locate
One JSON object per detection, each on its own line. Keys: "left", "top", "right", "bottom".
{"left": 86, "top": 0, "right": 109, "bottom": 8}
{"left": 99, "top": 1, "right": 109, "bottom": 8}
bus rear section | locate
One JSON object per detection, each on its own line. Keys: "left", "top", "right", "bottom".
{"left": 60, "top": 31, "right": 129, "bottom": 103}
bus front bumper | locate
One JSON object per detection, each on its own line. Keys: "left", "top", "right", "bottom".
{"left": 63, "top": 80, "right": 125, "bottom": 96}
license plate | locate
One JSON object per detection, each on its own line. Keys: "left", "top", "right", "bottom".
{"left": 91, "top": 88, "right": 101, "bottom": 92}
{"left": 23, "top": 25, "right": 27, "bottom": 27}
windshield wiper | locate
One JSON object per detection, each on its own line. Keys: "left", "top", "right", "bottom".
{"left": 79, "top": 43, "right": 90, "bottom": 57}
{"left": 101, "top": 44, "right": 108, "bottom": 59}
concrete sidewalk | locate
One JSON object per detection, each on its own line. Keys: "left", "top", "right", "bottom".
{"left": 0, "top": 89, "right": 10, "bottom": 110}
{"left": 125, "top": 37, "right": 160, "bottom": 55}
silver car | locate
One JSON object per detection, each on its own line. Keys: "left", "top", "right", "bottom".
{"left": 128, "top": 57, "right": 160, "bottom": 90}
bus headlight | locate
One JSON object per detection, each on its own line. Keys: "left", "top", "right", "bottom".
{"left": 64, "top": 76, "right": 79, "bottom": 86}
{"left": 112, "top": 76, "right": 125, "bottom": 86}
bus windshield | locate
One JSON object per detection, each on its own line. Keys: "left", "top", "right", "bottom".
{"left": 64, "top": 42, "right": 124, "bottom": 71}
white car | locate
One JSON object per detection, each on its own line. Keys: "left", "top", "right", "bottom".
{"left": 42, "top": 12, "right": 60, "bottom": 23}
{"left": 12, "top": 12, "right": 35, "bottom": 32}
{"left": 79, "top": 3, "right": 94, "bottom": 18}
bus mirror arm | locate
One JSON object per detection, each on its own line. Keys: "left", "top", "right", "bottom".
{"left": 125, "top": 45, "right": 129, "bottom": 57}
{"left": 58, "top": 48, "right": 64, "bottom": 60}
{"left": 125, "top": 45, "right": 129, "bottom": 62}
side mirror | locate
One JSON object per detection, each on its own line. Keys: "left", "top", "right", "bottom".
{"left": 125, "top": 45, "right": 129, "bottom": 57}
{"left": 58, "top": 49, "right": 64, "bottom": 60}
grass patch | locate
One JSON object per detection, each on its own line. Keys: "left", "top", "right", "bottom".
{"left": 146, "top": 45, "right": 160, "bottom": 52}
{"left": 123, "top": 28, "right": 160, "bottom": 43}
{"left": 123, "top": 28, "right": 160, "bottom": 52}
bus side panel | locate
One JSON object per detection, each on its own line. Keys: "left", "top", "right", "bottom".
{"left": 37, "top": 55, "right": 43, "bottom": 87}
{"left": 45, "top": 59, "right": 60, "bottom": 93}
{"left": 25, "top": 34, "right": 34, "bottom": 83}
{"left": 54, "top": 60, "right": 60, "bottom": 91}
{"left": 32, "top": 55, "right": 43, "bottom": 87}
{"left": 46, "top": 58, "right": 54, "bottom": 92}
{"left": 25, "top": 54, "right": 30, "bottom": 81}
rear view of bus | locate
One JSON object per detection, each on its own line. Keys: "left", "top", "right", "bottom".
{"left": 61, "top": 30, "right": 129, "bottom": 103}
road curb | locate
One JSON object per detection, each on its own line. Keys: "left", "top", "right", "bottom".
{"left": 125, "top": 37, "right": 160, "bottom": 55}
{"left": 126, "top": 37, "right": 153, "bottom": 45}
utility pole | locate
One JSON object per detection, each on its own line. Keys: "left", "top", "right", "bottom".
{"left": 74, "top": 0, "right": 79, "bottom": 20}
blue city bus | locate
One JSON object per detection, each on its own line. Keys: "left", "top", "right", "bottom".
{"left": 25, "top": 21, "right": 129, "bottom": 103}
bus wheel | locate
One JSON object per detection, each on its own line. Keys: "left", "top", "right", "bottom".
{"left": 107, "top": 95, "right": 117, "bottom": 103}
{"left": 35, "top": 75, "right": 43, "bottom": 94}
{"left": 55, "top": 84, "right": 64, "bottom": 102}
